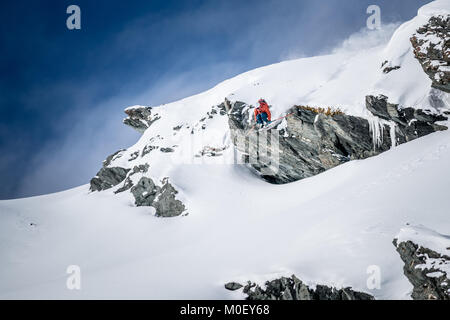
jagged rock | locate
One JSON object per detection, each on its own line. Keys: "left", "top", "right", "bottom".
{"left": 160, "top": 147, "right": 175, "bottom": 153}
{"left": 90, "top": 149, "right": 130, "bottom": 192}
{"left": 381, "top": 61, "right": 401, "bottom": 74}
{"left": 115, "top": 178, "right": 134, "bottom": 194}
{"left": 103, "top": 149, "right": 125, "bottom": 167}
{"left": 229, "top": 101, "right": 391, "bottom": 184}
{"left": 366, "top": 95, "right": 448, "bottom": 143}
{"left": 234, "top": 275, "right": 374, "bottom": 300}
{"left": 142, "top": 145, "right": 158, "bottom": 157}
{"left": 224, "top": 282, "right": 243, "bottom": 291}
{"left": 131, "top": 177, "right": 159, "bottom": 207}
{"left": 383, "top": 66, "right": 401, "bottom": 73}
{"left": 394, "top": 238, "right": 450, "bottom": 300}
{"left": 153, "top": 178, "right": 186, "bottom": 217}
{"left": 115, "top": 164, "right": 150, "bottom": 194}
{"left": 128, "top": 151, "right": 139, "bottom": 161}
{"left": 130, "top": 176, "right": 185, "bottom": 217}
{"left": 366, "top": 95, "right": 404, "bottom": 124}
{"left": 411, "top": 15, "right": 450, "bottom": 93}
{"left": 228, "top": 97, "right": 447, "bottom": 184}
{"left": 123, "top": 106, "right": 161, "bottom": 133}
{"left": 90, "top": 167, "right": 130, "bottom": 192}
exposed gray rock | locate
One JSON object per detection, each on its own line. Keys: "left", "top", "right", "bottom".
{"left": 160, "top": 147, "right": 175, "bottom": 153}
{"left": 366, "top": 95, "right": 404, "bottom": 124}
{"left": 142, "top": 144, "right": 158, "bottom": 157}
{"left": 234, "top": 275, "right": 374, "bottom": 300}
{"left": 366, "top": 95, "right": 448, "bottom": 143}
{"left": 381, "top": 61, "right": 401, "bottom": 74}
{"left": 228, "top": 97, "right": 447, "bottom": 184}
{"left": 123, "top": 106, "right": 161, "bottom": 133}
{"left": 383, "top": 66, "right": 401, "bottom": 73}
{"left": 90, "top": 149, "right": 130, "bottom": 192}
{"left": 133, "top": 164, "right": 150, "bottom": 173}
{"left": 393, "top": 239, "right": 450, "bottom": 300}
{"left": 128, "top": 151, "right": 139, "bottom": 161}
{"left": 229, "top": 101, "right": 389, "bottom": 184}
{"left": 153, "top": 178, "right": 186, "bottom": 217}
{"left": 131, "top": 177, "right": 159, "bottom": 206}
{"left": 115, "top": 164, "right": 150, "bottom": 194}
{"left": 411, "top": 15, "right": 450, "bottom": 93}
{"left": 130, "top": 176, "right": 186, "bottom": 217}
{"left": 103, "top": 149, "right": 125, "bottom": 167}
{"left": 224, "top": 282, "right": 243, "bottom": 291}
{"left": 90, "top": 167, "right": 130, "bottom": 192}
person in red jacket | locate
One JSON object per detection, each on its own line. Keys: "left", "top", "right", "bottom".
{"left": 254, "top": 99, "right": 272, "bottom": 127}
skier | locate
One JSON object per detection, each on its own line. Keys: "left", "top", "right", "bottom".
{"left": 254, "top": 99, "right": 272, "bottom": 128}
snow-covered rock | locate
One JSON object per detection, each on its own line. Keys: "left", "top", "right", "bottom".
{"left": 394, "top": 225, "right": 450, "bottom": 300}
{"left": 411, "top": 14, "right": 450, "bottom": 92}
{"left": 227, "top": 95, "right": 447, "bottom": 184}
{"left": 123, "top": 105, "right": 160, "bottom": 133}
{"left": 227, "top": 275, "right": 374, "bottom": 300}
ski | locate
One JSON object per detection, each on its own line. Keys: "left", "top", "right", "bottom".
{"left": 256, "top": 112, "right": 294, "bottom": 132}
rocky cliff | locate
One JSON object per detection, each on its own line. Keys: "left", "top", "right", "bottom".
{"left": 411, "top": 14, "right": 450, "bottom": 93}
{"left": 227, "top": 95, "right": 447, "bottom": 184}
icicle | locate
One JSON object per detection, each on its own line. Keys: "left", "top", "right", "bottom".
{"left": 368, "top": 117, "right": 384, "bottom": 151}
{"left": 389, "top": 121, "right": 397, "bottom": 149}
{"left": 368, "top": 115, "right": 398, "bottom": 151}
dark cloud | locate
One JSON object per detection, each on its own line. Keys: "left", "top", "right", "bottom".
{"left": 0, "top": 0, "right": 430, "bottom": 199}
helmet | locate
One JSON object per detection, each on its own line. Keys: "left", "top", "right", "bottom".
{"left": 258, "top": 99, "right": 266, "bottom": 104}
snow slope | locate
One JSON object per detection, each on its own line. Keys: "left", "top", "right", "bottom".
{"left": 1, "top": 124, "right": 450, "bottom": 299}
{"left": 1, "top": 0, "right": 450, "bottom": 300}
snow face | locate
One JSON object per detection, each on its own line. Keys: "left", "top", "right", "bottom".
{"left": 1, "top": 0, "right": 450, "bottom": 300}
{"left": 395, "top": 225, "right": 450, "bottom": 257}
{"left": 1, "top": 125, "right": 450, "bottom": 300}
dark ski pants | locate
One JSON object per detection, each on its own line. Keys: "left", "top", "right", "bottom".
{"left": 256, "top": 112, "right": 269, "bottom": 124}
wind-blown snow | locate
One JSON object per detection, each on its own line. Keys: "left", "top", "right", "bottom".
{"left": 1, "top": 0, "right": 450, "bottom": 300}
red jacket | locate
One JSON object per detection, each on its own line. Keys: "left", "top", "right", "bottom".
{"left": 254, "top": 102, "right": 272, "bottom": 121}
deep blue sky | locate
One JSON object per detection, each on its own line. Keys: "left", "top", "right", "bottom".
{"left": 0, "top": 0, "right": 429, "bottom": 199}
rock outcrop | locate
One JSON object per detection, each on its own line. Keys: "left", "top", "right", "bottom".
{"left": 394, "top": 227, "right": 450, "bottom": 300}
{"left": 123, "top": 105, "right": 161, "bottom": 133}
{"left": 366, "top": 95, "right": 448, "bottom": 143}
{"left": 227, "top": 96, "right": 447, "bottom": 184}
{"left": 411, "top": 14, "right": 450, "bottom": 93}
{"left": 131, "top": 176, "right": 186, "bottom": 217}
{"left": 89, "top": 149, "right": 130, "bottom": 192}
{"left": 225, "top": 275, "right": 374, "bottom": 300}
{"left": 381, "top": 60, "right": 401, "bottom": 74}
{"left": 90, "top": 167, "right": 130, "bottom": 192}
